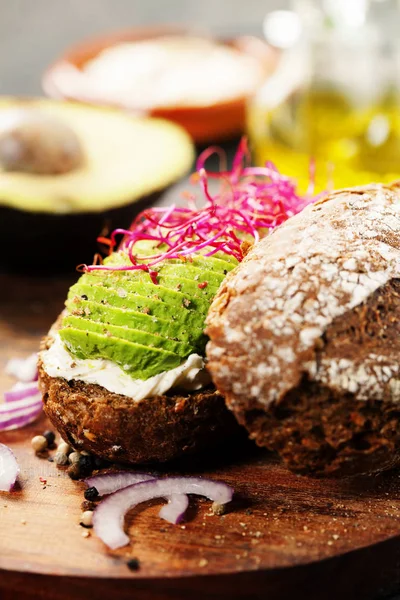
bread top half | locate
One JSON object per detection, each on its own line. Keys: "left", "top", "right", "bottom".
{"left": 206, "top": 184, "right": 400, "bottom": 409}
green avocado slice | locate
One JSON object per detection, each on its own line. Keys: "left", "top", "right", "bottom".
{"left": 156, "top": 263, "right": 226, "bottom": 286}
{"left": 66, "top": 300, "right": 207, "bottom": 350}
{"left": 129, "top": 244, "right": 236, "bottom": 274}
{"left": 102, "top": 252, "right": 227, "bottom": 297}
{"left": 62, "top": 315, "right": 193, "bottom": 357}
{"left": 59, "top": 247, "right": 236, "bottom": 380}
{"left": 79, "top": 270, "right": 219, "bottom": 302}
{"left": 180, "top": 255, "right": 236, "bottom": 273}
{"left": 66, "top": 285, "right": 206, "bottom": 336}
{"left": 75, "top": 275, "right": 211, "bottom": 313}
{"left": 60, "top": 328, "right": 182, "bottom": 379}
{"left": 207, "top": 251, "right": 239, "bottom": 265}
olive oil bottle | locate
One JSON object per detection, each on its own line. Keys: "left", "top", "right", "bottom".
{"left": 249, "top": 0, "right": 400, "bottom": 191}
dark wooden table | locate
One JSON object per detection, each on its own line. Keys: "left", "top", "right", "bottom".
{"left": 1, "top": 272, "right": 400, "bottom": 599}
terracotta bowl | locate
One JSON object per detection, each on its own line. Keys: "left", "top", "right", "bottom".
{"left": 42, "top": 27, "right": 277, "bottom": 144}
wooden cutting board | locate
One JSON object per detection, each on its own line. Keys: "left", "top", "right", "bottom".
{"left": 1, "top": 272, "right": 400, "bottom": 600}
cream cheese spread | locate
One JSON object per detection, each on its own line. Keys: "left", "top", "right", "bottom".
{"left": 41, "top": 334, "right": 210, "bottom": 401}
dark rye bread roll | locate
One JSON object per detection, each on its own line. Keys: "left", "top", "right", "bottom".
{"left": 39, "top": 333, "right": 237, "bottom": 465}
{"left": 206, "top": 184, "right": 400, "bottom": 477}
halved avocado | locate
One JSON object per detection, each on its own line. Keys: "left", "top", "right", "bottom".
{"left": 0, "top": 97, "right": 194, "bottom": 272}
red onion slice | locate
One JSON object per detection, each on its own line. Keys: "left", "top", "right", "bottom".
{"left": 85, "top": 472, "right": 154, "bottom": 496}
{"left": 5, "top": 354, "right": 38, "bottom": 382}
{"left": 158, "top": 494, "right": 189, "bottom": 524}
{"left": 2, "top": 367, "right": 42, "bottom": 430}
{"left": 0, "top": 443, "right": 20, "bottom": 491}
{"left": 4, "top": 382, "right": 40, "bottom": 403}
{"left": 85, "top": 471, "right": 189, "bottom": 523}
{"left": 1, "top": 394, "right": 41, "bottom": 413}
{"left": 93, "top": 477, "right": 233, "bottom": 549}
{"left": 0, "top": 404, "right": 43, "bottom": 431}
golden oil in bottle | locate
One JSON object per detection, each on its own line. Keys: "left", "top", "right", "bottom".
{"left": 248, "top": 86, "right": 400, "bottom": 192}
{"left": 251, "top": 1, "right": 400, "bottom": 191}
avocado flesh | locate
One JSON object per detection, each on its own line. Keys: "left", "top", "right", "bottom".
{"left": 74, "top": 276, "right": 211, "bottom": 313}
{"left": 130, "top": 244, "right": 236, "bottom": 274}
{"left": 62, "top": 315, "right": 193, "bottom": 357}
{"left": 80, "top": 270, "right": 219, "bottom": 303}
{"left": 67, "top": 283, "right": 206, "bottom": 333}
{"left": 60, "top": 248, "right": 237, "bottom": 379}
{"left": 65, "top": 300, "right": 205, "bottom": 346}
{"left": 61, "top": 329, "right": 182, "bottom": 378}
{"left": 155, "top": 264, "right": 225, "bottom": 286}
{"left": 0, "top": 98, "right": 194, "bottom": 214}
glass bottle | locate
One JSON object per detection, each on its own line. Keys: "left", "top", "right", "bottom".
{"left": 248, "top": 0, "right": 400, "bottom": 191}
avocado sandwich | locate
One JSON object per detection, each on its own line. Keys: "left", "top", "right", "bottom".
{"left": 37, "top": 138, "right": 315, "bottom": 465}
{"left": 38, "top": 242, "right": 239, "bottom": 464}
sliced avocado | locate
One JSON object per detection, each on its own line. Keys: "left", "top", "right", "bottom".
{"left": 60, "top": 247, "right": 235, "bottom": 379}
{"left": 156, "top": 264, "right": 226, "bottom": 287}
{"left": 66, "top": 300, "right": 206, "bottom": 348}
{"left": 62, "top": 315, "right": 193, "bottom": 357}
{"left": 66, "top": 285, "right": 206, "bottom": 335}
{"left": 128, "top": 241, "right": 236, "bottom": 274}
{"left": 60, "top": 328, "right": 182, "bottom": 379}
{"left": 117, "top": 253, "right": 228, "bottom": 287}
{"left": 177, "top": 255, "right": 236, "bottom": 274}
{"left": 80, "top": 269, "right": 219, "bottom": 303}
{"left": 74, "top": 276, "right": 211, "bottom": 313}
{"left": 210, "top": 251, "right": 239, "bottom": 264}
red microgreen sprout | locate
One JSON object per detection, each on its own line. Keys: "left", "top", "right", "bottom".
{"left": 82, "top": 138, "right": 317, "bottom": 282}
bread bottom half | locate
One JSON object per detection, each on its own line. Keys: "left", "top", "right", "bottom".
{"left": 38, "top": 335, "right": 238, "bottom": 465}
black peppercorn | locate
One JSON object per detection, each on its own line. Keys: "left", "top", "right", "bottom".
{"left": 78, "top": 454, "right": 93, "bottom": 476}
{"left": 127, "top": 558, "right": 140, "bottom": 571}
{"left": 84, "top": 486, "right": 99, "bottom": 501}
{"left": 43, "top": 430, "right": 56, "bottom": 447}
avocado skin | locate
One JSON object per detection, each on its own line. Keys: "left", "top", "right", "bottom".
{"left": 60, "top": 328, "right": 182, "bottom": 378}
{"left": 0, "top": 190, "right": 163, "bottom": 273}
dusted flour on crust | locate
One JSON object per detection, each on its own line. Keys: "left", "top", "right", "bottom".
{"left": 207, "top": 185, "right": 400, "bottom": 475}
{"left": 206, "top": 184, "right": 400, "bottom": 409}
{"left": 205, "top": 185, "right": 400, "bottom": 476}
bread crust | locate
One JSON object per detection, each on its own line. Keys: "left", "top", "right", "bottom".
{"left": 38, "top": 336, "right": 237, "bottom": 464}
{"left": 206, "top": 184, "right": 400, "bottom": 476}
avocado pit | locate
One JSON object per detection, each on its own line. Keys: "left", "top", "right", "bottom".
{"left": 0, "top": 109, "right": 85, "bottom": 175}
